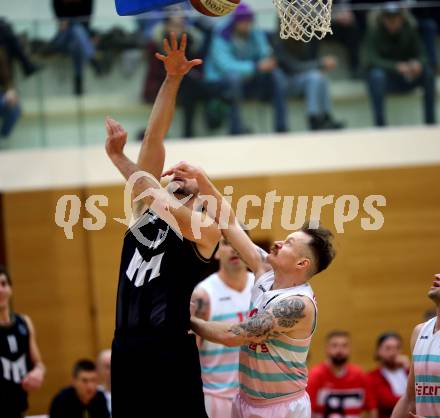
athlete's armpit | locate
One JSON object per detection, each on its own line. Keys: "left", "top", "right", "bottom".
{"left": 229, "top": 311, "right": 275, "bottom": 341}
{"left": 256, "top": 246, "right": 268, "bottom": 264}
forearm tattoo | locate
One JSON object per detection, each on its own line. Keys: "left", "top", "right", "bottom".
{"left": 272, "top": 298, "right": 306, "bottom": 328}
{"left": 229, "top": 311, "right": 274, "bottom": 339}
{"left": 228, "top": 298, "right": 306, "bottom": 343}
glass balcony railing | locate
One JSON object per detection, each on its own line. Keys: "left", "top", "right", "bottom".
{"left": 1, "top": 0, "right": 439, "bottom": 150}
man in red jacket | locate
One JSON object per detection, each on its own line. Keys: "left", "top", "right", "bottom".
{"left": 308, "top": 330, "right": 378, "bottom": 418}
{"left": 367, "top": 333, "right": 410, "bottom": 418}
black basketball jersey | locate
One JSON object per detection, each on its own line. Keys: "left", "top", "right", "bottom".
{"left": 115, "top": 209, "right": 215, "bottom": 339}
{"left": 0, "top": 314, "right": 32, "bottom": 414}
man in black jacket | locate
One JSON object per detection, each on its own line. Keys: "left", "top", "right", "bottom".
{"left": 49, "top": 359, "right": 110, "bottom": 418}
{"left": 363, "top": 3, "right": 436, "bottom": 127}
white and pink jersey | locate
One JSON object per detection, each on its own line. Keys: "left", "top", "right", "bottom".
{"left": 197, "top": 273, "right": 254, "bottom": 399}
{"left": 239, "top": 270, "right": 317, "bottom": 406}
{"left": 413, "top": 316, "right": 440, "bottom": 417}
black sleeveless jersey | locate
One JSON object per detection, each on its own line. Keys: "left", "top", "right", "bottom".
{"left": 0, "top": 314, "right": 32, "bottom": 414}
{"left": 115, "top": 209, "right": 215, "bottom": 339}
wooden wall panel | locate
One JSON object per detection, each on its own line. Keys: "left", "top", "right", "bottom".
{"left": 83, "top": 186, "right": 127, "bottom": 351}
{"left": 85, "top": 165, "right": 440, "bottom": 371}
{"left": 3, "top": 189, "right": 96, "bottom": 415}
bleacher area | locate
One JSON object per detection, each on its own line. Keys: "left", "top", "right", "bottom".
{"left": 1, "top": 0, "right": 439, "bottom": 149}
{"left": 4, "top": 39, "right": 440, "bottom": 150}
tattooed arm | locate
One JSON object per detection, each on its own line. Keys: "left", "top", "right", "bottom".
{"left": 191, "top": 287, "right": 211, "bottom": 320}
{"left": 190, "top": 287, "right": 211, "bottom": 348}
{"left": 191, "top": 296, "right": 314, "bottom": 347}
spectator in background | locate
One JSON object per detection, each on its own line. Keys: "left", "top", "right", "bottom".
{"left": 53, "top": 0, "right": 93, "bottom": 24}
{"left": 142, "top": 14, "right": 206, "bottom": 138}
{"left": 136, "top": 10, "right": 167, "bottom": 42}
{"left": 367, "top": 332, "right": 409, "bottom": 418}
{"left": 363, "top": 2, "right": 436, "bottom": 127}
{"left": 274, "top": 36, "right": 344, "bottom": 130}
{"left": 308, "top": 330, "right": 378, "bottom": 418}
{"left": 0, "top": 265, "right": 46, "bottom": 418}
{"left": 0, "top": 18, "right": 39, "bottom": 77}
{"left": 0, "top": 46, "right": 21, "bottom": 139}
{"left": 331, "top": 0, "right": 362, "bottom": 77}
{"left": 97, "top": 349, "right": 111, "bottom": 416}
{"left": 49, "top": 359, "right": 109, "bottom": 418}
{"left": 136, "top": 3, "right": 194, "bottom": 42}
{"left": 52, "top": 0, "right": 102, "bottom": 95}
{"left": 411, "top": 0, "right": 440, "bottom": 70}
{"left": 0, "top": 18, "right": 41, "bottom": 140}
{"left": 204, "top": 3, "right": 288, "bottom": 135}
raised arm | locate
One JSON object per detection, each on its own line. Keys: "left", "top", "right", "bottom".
{"left": 191, "top": 295, "right": 314, "bottom": 347}
{"left": 137, "top": 33, "right": 202, "bottom": 180}
{"left": 391, "top": 323, "right": 423, "bottom": 418}
{"left": 163, "top": 162, "right": 267, "bottom": 277}
{"left": 106, "top": 119, "right": 220, "bottom": 257}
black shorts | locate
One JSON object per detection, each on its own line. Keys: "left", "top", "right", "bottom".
{"left": 111, "top": 333, "right": 208, "bottom": 418}
{"left": 0, "top": 387, "right": 27, "bottom": 418}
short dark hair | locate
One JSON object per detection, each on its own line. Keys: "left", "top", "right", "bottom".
{"left": 0, "top": 265, "right": 11, "bottom": 286}
{"left": 326, "top": 330, "right": 350, "bottom": 342}
{"left": 300, "top": 222, "right": 336, "bottom": 274}
{"left": 376, "top": 331, "right": 402, "bottom": 349}
{"left": 375, "top": 331, "right": 402, "bottom": 361}
{"left": 72, "top": 359, "right": 96, "bottom": 378}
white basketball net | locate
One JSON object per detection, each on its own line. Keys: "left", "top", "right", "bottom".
{"left": 273, "top": 0, "right": 333, "bottom": 42}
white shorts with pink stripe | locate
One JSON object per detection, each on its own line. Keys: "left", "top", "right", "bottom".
{"left": 231, "top": 392, "right": 311, "bottom": 418}
{"left": 205, "top": 394, "right": 234, "bottom": 418}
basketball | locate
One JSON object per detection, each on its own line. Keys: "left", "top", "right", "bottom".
{"left": 189, "top": 0, "right": 240, "bottom": 17}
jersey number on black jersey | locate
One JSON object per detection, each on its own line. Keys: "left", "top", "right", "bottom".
{"left": 1, "top": 355, "right": 27, "bottom": 384}
{"left": 126, "top": 248, "right": 165, "bottom": 287}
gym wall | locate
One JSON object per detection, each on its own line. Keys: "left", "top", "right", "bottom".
{"left": 1, "top": 127, "right": 439, "bottom": 414}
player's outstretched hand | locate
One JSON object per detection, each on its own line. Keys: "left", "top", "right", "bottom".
{"left": 21, "top": 368, "right": 44, "bottom": 392}
{"left": 105, "top": 117, "right": 127, "bottom": 157}
{"left": 162, "top": 161, "right": 204, "bottom": 180}
{"left": 155, "top": 33, "right": 202, "bottom": 77}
